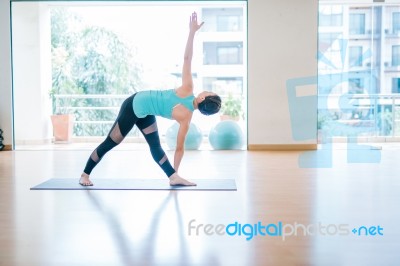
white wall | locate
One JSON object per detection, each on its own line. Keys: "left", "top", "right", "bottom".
{"left": 0, "top": 0, "right": 13, "bottom": 147}
{"left": 248, "top": 0, "right": 318, "bottom": 146}
{"left": 12, "top": 3, "right": 52, "bottom": 144}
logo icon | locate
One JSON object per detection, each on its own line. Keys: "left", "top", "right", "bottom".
{"left": 287, "top": 38, "right": 381, "bottom": 168}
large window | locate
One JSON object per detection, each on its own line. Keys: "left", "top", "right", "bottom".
{"left": 11, "top": 2, "right": 247, "bottom": 149}
{"left": 318, "top": 2, "right": 400, "bottom": 140}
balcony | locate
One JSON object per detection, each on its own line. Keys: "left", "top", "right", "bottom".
{"left": 318, "top": 93, "right": 400, "bottom": 140}
{"left": 15, "top": 93, "right": 243, "bottom": 150}
{"left": 384, "top": 62, "right": 400, "bottom": 73}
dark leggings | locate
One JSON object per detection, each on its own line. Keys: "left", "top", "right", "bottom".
{"left": 83, "top": 94, "right": 176, "bottom": 177}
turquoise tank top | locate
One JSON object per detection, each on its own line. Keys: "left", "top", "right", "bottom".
{"left": 132, "top": 89, "right": 195, "bottom": 119}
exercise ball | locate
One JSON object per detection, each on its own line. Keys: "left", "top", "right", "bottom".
{"left": 209, "top": 120, "right": 244, "bottom": 150}
{"left": 165, "top": 122, "right": 203, "bottom": 150}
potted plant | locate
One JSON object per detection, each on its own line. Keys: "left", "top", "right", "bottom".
{"left": 220, "top": 94, "right": 244, "bottom": 121}
{"left": 49, "top": 89, "right": 75, "bottom": 142}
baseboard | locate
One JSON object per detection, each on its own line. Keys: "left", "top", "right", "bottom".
{"left": 15, "top": 138, "right": 53, "bottom": 145}
{"left": 248, "top": 144, "right": 317, "bottom": 151}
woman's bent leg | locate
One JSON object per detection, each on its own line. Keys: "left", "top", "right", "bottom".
{"left": 136, "top": 116, "right": 196, "bottom": 186}
{"left": 136, "top": 116, "right": 175, "bottom": 177}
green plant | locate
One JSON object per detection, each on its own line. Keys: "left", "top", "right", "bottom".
{"left": 49, "top": 89, "right": 75, "bottom": 115}
{"left": 49, "top": 7, "right": 142, "bottom": 136}
{"left": 221, "top": 95, "right": 243, "bottom": 119}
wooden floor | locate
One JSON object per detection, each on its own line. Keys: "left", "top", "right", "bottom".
{"left": 1, "top": 145, "right": 400, "bottom": 266}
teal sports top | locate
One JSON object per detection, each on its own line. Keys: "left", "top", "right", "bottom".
{"left": 132, "top": 89, "right": 195, "bottom": 119}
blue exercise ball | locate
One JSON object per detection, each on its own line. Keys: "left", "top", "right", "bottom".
{"left": 165, "top": 122, "right": 203, "bottom": 150}
{"left": 209, "top": 120, "right": 244, "bottom": 150}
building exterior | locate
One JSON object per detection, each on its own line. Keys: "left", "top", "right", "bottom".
{"left": 199, "top": 7, "right": 247, "bottom": 119}
{"left": 318, "top": 3, "right": 400, "bottom": 137}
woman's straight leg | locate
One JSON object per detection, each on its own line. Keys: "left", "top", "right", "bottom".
{"left": 80, "top": 94, "right": 137, "bottom": 185}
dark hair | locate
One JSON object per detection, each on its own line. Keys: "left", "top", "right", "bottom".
{"left": 198, "top": 95, "right": 222, "bottom": 116}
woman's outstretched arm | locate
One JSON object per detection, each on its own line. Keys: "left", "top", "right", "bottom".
{"left": 174, "top": 120, "right": 190, "bottom": 172}
{"left": 180, "top": 12, "right": 204, "bottom": 94}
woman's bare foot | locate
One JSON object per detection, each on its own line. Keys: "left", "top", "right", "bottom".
{"left": 169, "top": 173, "right": 196, "bottom": 186}
{"left": 79, "top": 173, "right": 93, "bottom": 186}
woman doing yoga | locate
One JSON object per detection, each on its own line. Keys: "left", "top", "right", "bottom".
{"left": 79, "top": 12, "right": 222, "bottom": 187}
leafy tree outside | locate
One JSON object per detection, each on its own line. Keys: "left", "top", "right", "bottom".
{"left": 51, "top": 7, "right": 143, "bottom": 136}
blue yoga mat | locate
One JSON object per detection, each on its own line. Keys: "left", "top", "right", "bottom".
{"left": 30, "top": 178, "right": 237, "bottom": 191}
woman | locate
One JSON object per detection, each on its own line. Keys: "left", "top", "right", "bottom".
{"left": 79, "top": 12, "right": 222, "bottom": 186}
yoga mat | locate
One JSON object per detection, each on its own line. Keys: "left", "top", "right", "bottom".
{"left": 30, "top": 178, "right": 237, "bottom": 191}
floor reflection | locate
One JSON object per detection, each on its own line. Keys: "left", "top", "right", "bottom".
{"left": 85, "top": 190, "right": 220, "bottom": 265}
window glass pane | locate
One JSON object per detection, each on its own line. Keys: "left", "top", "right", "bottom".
{"left": 393, "top": 78, "right": 400, "bottom": 93}
{"left": 349, "top": 13, "right": 365, "bottom": 34}
{"left": 393, "top": 45, "right": 400, "bottom": 66}
{"left": 218, "top": 47, "right": 239, "bottom": 64}
{"left": 203, "top": 77, "right": 243, "bottom": 96}
{"left": 319, "top": 5, "right": 343, "bottom": 27}
{"left": 204, "top": 42, "right": 243, "bottom": 65}
{"left": 202, "top": 8, "right": 243, "bottom": 32}
{"left": 349, "top": 78, "right": 364, "bottom": 94}
{"left": 217, "top": 15, "right": 240, "bottom": 31}
{"left": 394, "top": 12, "right": 400, "bottom": 34}
{"left": 349, "top": 46, "right": 363, "bottom": 67}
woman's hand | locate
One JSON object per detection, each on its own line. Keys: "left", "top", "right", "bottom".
{"left": 189, "top": 12, "right": 204, "bottom": 33}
